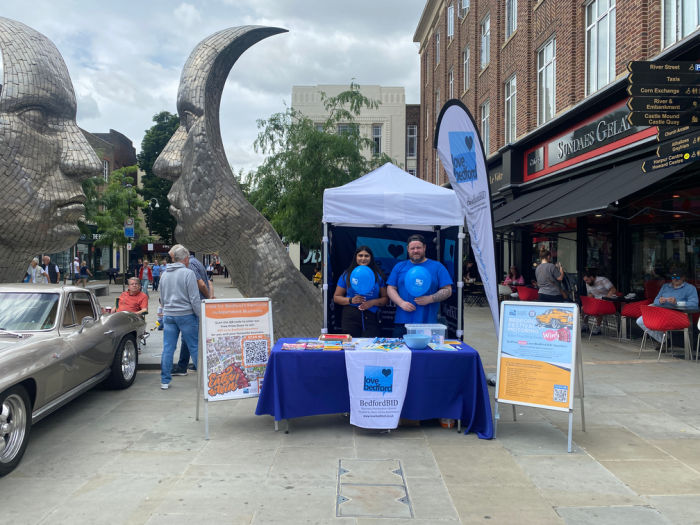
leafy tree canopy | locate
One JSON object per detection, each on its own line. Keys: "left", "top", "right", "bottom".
{"left": 246, "top": 82, "right": 393, "bottom": 249}
{"left": 137, "top": 111, "right": 179, "bottom": 243}
{"left": 91, "top": 166, "right": 150, "bottom": 248}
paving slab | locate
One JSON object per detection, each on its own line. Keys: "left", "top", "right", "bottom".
{"left": 2, "top": 298, "right": 700, "bottom": 524}
{"left": 556, "top": 505, "right": 673, "bottom": 525}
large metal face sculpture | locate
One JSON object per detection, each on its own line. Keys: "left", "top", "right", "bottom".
{"left": 154, "top": 26, "right": 322, "bottom": 338}
{"left": 0, "top": 18, "right": 101, "bottom": 281}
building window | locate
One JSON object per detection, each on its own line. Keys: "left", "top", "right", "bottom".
{"left": 537, "top": 37, "right": 556, "bottom": 125}
{"left": 102, "top": 160, "right": 110, "bottom": 182}
{"left": 435, "top": 89, "right": 440, "bottom": 122}
{"left": 337, "top": 123, "right": 351, "bottom": 135}
{"left": 425, "top": 106, "right": 430, "bottom": 136}
{"left": 585, "top": 0, "right": 616, "bottom": 95}
{"left": 664, "top": 0, "right": 699, "bottom": 47}
{"left": 463, "top": 46, "right": 470, "bottom": 92}
{"left": 480, "top": 100, "right": 490, "bottom": 154}
{"left": 315, "top": 123, "right": 324, "bottom": 132}
{"left": 372, "top": 124, "right": 382, "bottom": 156}
{"left": 435, "top": 156, "right": 441, "bottom": 185}
{"left": 435, "top": 31, "right": 440, "bottom": 64}
{"left": 480, "top": 14, "right": 490, "bottom": 68}
{"left": 408, "top": 169, "right": 417, "bottom": 177}
{"left": 506, "top": 0, "right": 517, "bottom": 39}
{"left": 505, "top": 75, "right": 516, "bottom": 143}
{"left": 461, "top": 0, "right": 470, "bottom": 13}
{"left": 407, "top": 125, "right": 417, "bottom": 158}
{"left": 448, "top": 67, "right": 454, "bottom": 98}
{"left": 447, "top": 4, "right": 455, "bottom": 39}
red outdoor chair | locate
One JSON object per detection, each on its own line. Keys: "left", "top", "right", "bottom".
{"left": 580, "top": 295, "right": 618, "bottom": 340}
{"left": 619, "top": 299, "right": 652, "bottom": 341}
{"left": 638, "top": 305, "right": 690, "bottom": 360}
{"left": 644, "top": 280, "right": 664, "bottom": 301}
{"left": 515, "top": 286, "right": 539, "bottom": 301}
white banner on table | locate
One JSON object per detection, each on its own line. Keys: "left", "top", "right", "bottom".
{"left": 201, "top": 298, "right": 274, "bottom": 401}
{"left": 345, "top": 349, "right": 412, "bottom": 429}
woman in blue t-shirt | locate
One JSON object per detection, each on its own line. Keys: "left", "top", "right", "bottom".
{"left": 333, "top": 246, "right": 388, "bottom": 337}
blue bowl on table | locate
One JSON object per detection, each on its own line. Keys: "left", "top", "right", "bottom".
{"left": 403, "top": 334, "right": 430, "bottom": 350}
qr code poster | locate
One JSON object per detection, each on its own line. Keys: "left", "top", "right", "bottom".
{"left": 201, "top": 299, "right": 273, "bottom": 401}
{"left": 495, "top": 301, "right": 577, "bottom": 412}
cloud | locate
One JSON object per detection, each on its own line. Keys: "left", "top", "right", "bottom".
{"left": 0, "top": 0, "right": 425, "bottom": 168}
{"left": 173, "top": 3, "right": 202, "bottom": 27}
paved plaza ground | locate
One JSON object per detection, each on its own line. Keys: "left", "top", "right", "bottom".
{"left": 3, "top": 275, "right": 700, "bottom": 524}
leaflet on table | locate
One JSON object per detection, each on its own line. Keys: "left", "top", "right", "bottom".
{"left": 500, "top": 304, "right": 574, "bottom": 366}
{"left": 428, "top": 342, "right": 458, "bottom": 351}
{"left": 361, "top": 338, "right": 405, "bottom": 351}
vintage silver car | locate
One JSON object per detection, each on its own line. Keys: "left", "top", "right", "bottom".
{"left": 0, "top": 284, "right": 147, "bottom": 476}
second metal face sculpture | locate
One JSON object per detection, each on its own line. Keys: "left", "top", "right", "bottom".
{"left": 0, "top": 17, "right": 102, "bottom": 282}
{"left": 154, "top": 26, "right": 322, "bottom": 338}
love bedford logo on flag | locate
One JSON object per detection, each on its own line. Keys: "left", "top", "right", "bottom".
{"left": 449, "top": 131, "right": 478, "bottom": 185}
{"left": 363, "top": 366, "right": 393, "bottom": 393}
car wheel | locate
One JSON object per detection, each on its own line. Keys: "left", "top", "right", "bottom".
{"left": 551, "top": 319, "right": 561, "bottom": 329}
{"left": 104, "top": 335, "right": 138, "bottom": 389}
{"left": 0, "top": 385, "right": 32, "bottom": 477}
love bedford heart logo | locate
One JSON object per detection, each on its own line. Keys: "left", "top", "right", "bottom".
{"left": 388, "top": 244, "right": 404, "bottom": 258}
{"left": 464, "top": 135, "right": 473, "bottom": 151}
{"left": 382, "top": 368, "right": 392, "bottom": 377}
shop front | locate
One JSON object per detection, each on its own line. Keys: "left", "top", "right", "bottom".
{"left": 491, "top": 69, "right": 699, "bottom": 299}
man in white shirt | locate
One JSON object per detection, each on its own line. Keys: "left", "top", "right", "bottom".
{"left": 583, "top": 268, "right": 617, "bottom": 335}
{"left": 71, "top": 257, "right": 80, "bottom": 284}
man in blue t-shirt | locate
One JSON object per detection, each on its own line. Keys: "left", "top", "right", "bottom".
{"left": 387, "top": 233, "right": 453, "bottom": 336}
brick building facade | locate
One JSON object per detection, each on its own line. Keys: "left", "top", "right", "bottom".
{"left": 414, "top": 0, "right": 699, "bottom": 300}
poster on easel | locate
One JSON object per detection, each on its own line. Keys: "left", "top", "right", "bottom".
{"left": 495, "top": 301, "right": 584, "bottom": 452}
{"left": 201, "top": 298, "right": 274, "bottom": 402}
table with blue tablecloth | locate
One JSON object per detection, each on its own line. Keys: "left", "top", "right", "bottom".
{"left": 255, "top": 338, "right": 494, "bottom": 439}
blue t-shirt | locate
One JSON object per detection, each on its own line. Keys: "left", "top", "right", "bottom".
{"left": 187, "top": 257, "right": 210, "bottom": 300}
{"left": 387, "top": 259, "right": 453, "bottom": 324}
{"left": 337, "top": 271, "right": 386, "bottom": 314}
{"left": 152, "top": 264, "right": 162, "bottom": 278}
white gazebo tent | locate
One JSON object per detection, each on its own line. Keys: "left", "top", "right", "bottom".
{"left": 321, "top": 163, "right": 466, "bottom": 337}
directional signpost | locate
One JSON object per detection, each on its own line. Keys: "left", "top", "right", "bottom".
{"left": 628, "top": 61, "right": 700, "bottom": 172}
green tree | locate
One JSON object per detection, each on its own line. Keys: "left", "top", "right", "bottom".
{"left": 137, "top": 111, "right": 179, "bottom": 243}
{"left": 92, "top": 166, "right": 150, "bottom": 255}
{"left": 247, "top": 82, "right": 393, "bottom": 249}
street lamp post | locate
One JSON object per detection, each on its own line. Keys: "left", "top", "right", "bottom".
{"left": 124, "top": 183, "right": 132, "bottom": 291}
{"left": 147, "top": 198, "right": 160, "bottom": 235}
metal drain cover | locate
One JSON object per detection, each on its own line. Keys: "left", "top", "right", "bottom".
{"left": 336, "top": 459, "right": 413, "bottom": 518}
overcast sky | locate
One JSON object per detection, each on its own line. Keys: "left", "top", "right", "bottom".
{"left": 1, "top": 1, "right": 425, "bottom": 172}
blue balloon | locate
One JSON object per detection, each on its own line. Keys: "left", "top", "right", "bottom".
{"left": 404, "top": 265, "right": 432, "bottom": 297}
{"left": 349, "top": 265, "right": 375, "bottom": 295}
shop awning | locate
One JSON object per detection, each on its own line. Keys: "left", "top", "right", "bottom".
{"left": 493, "top": 157, "right": 687, "bottom": 228}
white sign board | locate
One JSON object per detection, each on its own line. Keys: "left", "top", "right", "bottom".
{"left": 201, "top": 298, "right": 274, "bottom": 401}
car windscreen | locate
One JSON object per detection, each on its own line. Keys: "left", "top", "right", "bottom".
{"left": 0, "top": 292, "right": 60, "bottom": 331}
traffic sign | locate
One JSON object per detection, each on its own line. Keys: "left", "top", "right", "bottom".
{"left": 124, "top": 227, "right": 135, "bottom": 238}
{"left": 627, "top": 61, "right": 700, "bottom": 74}
{"left": 656, "top": 130, "right": 700, "bottom": 157}
{"left": 124, "top": 217, "right": 134, "bottom": 227}
{"left": 627, "top": 97, "right": 698, "bottom": 113}
{"left": 627, "top": 84, "right": 700, "bottom": 97}
{"left": 629, "top": 71, "right": 700, "bottom": 86}
{"left": 627, "top": 109, "right": 700, "bottom": 127}
{"left": 642, "top": 147, "right": 700, "bottom": 173}
{"left": 657, "top": 125, "right": 696, "bottom": 142}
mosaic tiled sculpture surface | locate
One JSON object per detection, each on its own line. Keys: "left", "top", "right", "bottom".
{"left": 0, "top": 17, "right": 101, "bottom": 282}
{"left": 154, "top": 26, "right": 322, "bottom": 338}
